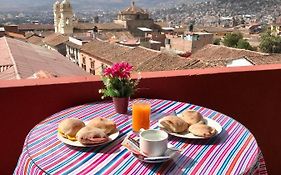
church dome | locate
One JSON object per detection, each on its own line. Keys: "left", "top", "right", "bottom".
{"left": 120, "top": 1, "right": 147, "bottom": 15}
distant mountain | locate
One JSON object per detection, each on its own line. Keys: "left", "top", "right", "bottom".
{"left": 0, "top": 0, "right": 197, "bottom": 11}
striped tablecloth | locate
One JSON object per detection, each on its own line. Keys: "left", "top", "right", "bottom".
{"left": 14, "top": 99, "right": 267, "bottom": 175}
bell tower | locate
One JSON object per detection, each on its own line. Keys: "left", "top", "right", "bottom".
{"left": 53, "top": 1, "right": 60, "bottom": 33}
{"left": 59, "top": 0, "right": 74, "bottom": 35}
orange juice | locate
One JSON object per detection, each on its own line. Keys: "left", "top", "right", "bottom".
{"left": 132, "top": 103, "right": 151, "bottom": 132}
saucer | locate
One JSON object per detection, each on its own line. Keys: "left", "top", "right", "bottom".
{"left": 132, "top": 146, "right": 180, "bottom": 163}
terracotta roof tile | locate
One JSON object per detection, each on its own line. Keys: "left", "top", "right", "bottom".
{"left": 0, "top": 66, "right": 16, "bottom": 80}
{"left": 0, "top": 37, "right": 13, "bottom": 66}
{"left": 18, "top": 24, "right": 54, "bottom": 31}
{"left": 81, "top": 39, "right": 131, "bottom": 63}
{"left": 191, "top": 44, "right": 281, "bottom": 66}
{"left": 26, "top": 35, "right": 44, "bottom": 45}
{"left": 42, "top": 33, "right": 68, "bottom": 47}
{"left": 0, "top": 37, "right": 88, "bottom": 80}
{"left": 137, "top": 53, "right": 200, "bottom": 72}
{"left": 5, "top": 32, "right": 26, "bottom": 40}
{"left": 74, "top": 22, "right": 125, "bottom": 31}
{"left": 114, "top": 47, "right": 160, "bottom": 69}
{"left": 97, "top": 31, "right": 134, "bottom": 41}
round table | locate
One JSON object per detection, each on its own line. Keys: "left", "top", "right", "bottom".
{"left": 14, "top": 99, "right": 267, "bottom": 175}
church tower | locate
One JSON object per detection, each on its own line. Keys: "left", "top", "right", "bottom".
{"left": 53, "top": 1, "right": 61, "bottom": 33}
{"left": 59, "top": 0, "right": 74, "bottom": 35}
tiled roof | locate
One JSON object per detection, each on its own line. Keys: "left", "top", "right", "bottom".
{"left": 97, "top": 31, "right": 134, "bottom": 41}
{"left": 80, "top": 40, "right": 204, "bottom": 72}
{"left": 137, "top": 53, "right": 199, "bottom": 72}
{"left": 26, "top": 35, "right": 44, "bottom": 45}
{"left": 191, "top": 44, "right": 281, "bottom": 66}
{"left": 0, "top": 38, "right": 13, "bottom": 66}
{"left": 81, "top": 39, "right": 131, "bottom": 64}
{"left": 114, "top": 47, "right": 160, "bottom": 69}
{"left": 0, "top": 66, "right": 16, "bottom": 80}
{"left": 42, "top": 33, "right": 68, "bottom": 47}
{"left": 0, "top": 37, "right": 88, "bottom": 80}
{"left": 40, "top": 31, "right": 55, "bottom": 38}
{"left": 74, "top": 22, "right": 125, "bottom": 30}
{"left": 5, "top": 32, "right": 26, "bottom": 41}
{"left": 18, "top": 24, "right": 54, "bottom": 31}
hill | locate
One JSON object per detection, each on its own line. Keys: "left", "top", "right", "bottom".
{"left": 0, "top": 0, "right": 196, "bottom": 11}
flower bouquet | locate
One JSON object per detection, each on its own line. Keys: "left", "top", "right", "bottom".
{"left": 99, "top": 62, "right": 139, "bottom": 114}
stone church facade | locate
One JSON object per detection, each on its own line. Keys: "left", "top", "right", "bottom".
{"left": 53, "top": 0, "right": 74, "bottom": 35}
{"left": 114, "top": 1, "right": 156, "bottom": 37}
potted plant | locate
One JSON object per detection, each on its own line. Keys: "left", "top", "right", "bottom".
{"left": 99, "top": 62, "right": 140, "bottom": 114}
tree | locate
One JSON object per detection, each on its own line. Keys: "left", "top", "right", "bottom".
{"left": 259, "top": 31, "right": 281, "bottom": 53}
{"left": 222, "top": 32, "right": 253, "bottom": 51}
{"left": 222, "top": 32, "right": 243, "bottom": 47}
{"left": 237, "top": 39, "right": 253, "bottom": 50}
{"left": 213, "top": 38, "right": 221, "bottom": 45}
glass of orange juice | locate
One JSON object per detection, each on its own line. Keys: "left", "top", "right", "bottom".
{"left": 132, "top": 102, "right": 151, "bottom": 132}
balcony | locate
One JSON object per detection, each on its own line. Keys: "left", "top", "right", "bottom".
{"left": 1, "top": 64, "right": 281, "bottom": 174}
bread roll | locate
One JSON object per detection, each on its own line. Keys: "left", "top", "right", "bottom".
{"left": 87, "top": 117, "right": 117, "bottom": 135}
{"left": 159, "top": 115, "right": 189, "bottom": 133}
{"left": 58, "top": 118, "right": 85, "bottom": 141}
{"left": 188, "top": 123, "right": 216, "bottom": 138}
{"left": 77, "top": 127, "right": 109, "bottom": 145}
{"left": 180, "top": 110, "right": 204, "bottom": 125}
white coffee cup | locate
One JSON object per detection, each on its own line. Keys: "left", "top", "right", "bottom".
{"left": 139, "top": 129, "right": 168, "bottom": 157}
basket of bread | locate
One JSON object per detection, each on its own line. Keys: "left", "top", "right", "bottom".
{"left": 57, "top": 117, "right": 119, "bottom": 147}
{"left": 158, "top": 110, "right": 222, "bottom": 139}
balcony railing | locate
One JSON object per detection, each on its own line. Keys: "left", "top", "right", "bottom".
{"left": 1, "top": 64, "right": 281, "bottom": 174}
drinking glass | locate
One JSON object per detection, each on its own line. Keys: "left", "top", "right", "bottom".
{"left": 132, "top": 102, "right": 151, "bottom": 132}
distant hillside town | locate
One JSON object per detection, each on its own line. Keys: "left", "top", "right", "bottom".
{"left": 0, "top": 0, "right": 280, "bottom": 80}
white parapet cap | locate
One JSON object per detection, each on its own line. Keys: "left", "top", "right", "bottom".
{"left": 162, "top": 27, "right": 175, "bottom": 31}
{"left": 0, "top": 27, "right": 5, "bottom": 32}
{"left": 149, "top": 40, "right": 161, "bottom": 44}
{"left": 220, "top": 17, "right": 233, "bottom": 20}
{"left": 137, "top": 27, "right": 153, "bottom": 32}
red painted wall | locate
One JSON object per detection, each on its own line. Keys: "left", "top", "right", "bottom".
{"left": 0, "top": 65, "right": 281, "bottom": 174}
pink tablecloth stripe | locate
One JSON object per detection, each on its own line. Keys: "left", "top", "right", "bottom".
{"left": 14, "top": 99, "right": 267, "bottom": 175}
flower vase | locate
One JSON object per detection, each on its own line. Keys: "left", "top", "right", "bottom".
{"left": 113, "top": 97, "right": 129, "bottom": 114}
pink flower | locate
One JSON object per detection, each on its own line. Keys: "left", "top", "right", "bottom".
{"left": 103, "top": 62, "right": 133, "bottom": 79}
{"left": 103, "top": 67, "right": 113, "bottom": 77}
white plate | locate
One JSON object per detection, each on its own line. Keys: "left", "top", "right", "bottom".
{"left": 57, "top": 130, "right": 119, "bottom": 147}
{"left": 158, "top": 117, "right": 222, "bottom": 139}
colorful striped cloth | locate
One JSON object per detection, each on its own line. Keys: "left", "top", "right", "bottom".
{"left": 14, "top": 99, "right": 267, "bottom": 175}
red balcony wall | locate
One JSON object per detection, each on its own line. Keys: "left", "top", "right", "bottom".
{"left": 0, "top": 65, "right": 281, "bottom": 174}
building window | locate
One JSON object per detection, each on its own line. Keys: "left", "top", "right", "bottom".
{"left": 91, "top": 60, "right": 95, "bottom": 68}
{"left": 82, "top": 56, "right": 86, "bottom": 70}
{"left": 90, "top": 68, "right": 95, "bottom": 75}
